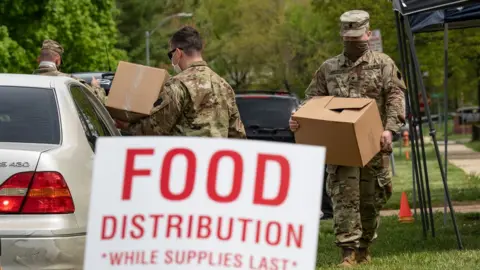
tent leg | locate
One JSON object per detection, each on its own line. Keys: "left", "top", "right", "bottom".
{"left": 395, "top": 11, "right": 422, "bottom": 225}
{"left": 408, "top": 38, "right": 436, "bottom": 236}
{"left": 409, "top": 48, "right": 430, "bottom": 233}
{"left": 404, "top": 17, "right": 463, "bottom": 250}
{"left": 405, "top": 34, "right": 435, "bottom": 235}
{"left": 443, "top": 23, "right": 449, "bottom": 226}
{"left": 411, "top": 107, "right": 429, "bottom": 235}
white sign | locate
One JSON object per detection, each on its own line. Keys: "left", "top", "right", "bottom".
{"left": 84, "top": 137, "right": 325, "bottom": 269}
{"left": 369, "top": 29, "right": 383, "bottom": 53}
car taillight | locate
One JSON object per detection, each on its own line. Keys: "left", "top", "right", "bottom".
{"left": 0, "top": 172, "right": 33, "bottom": 213}
{"left": 0, "top": 172, "right": 74, "bottom": 214}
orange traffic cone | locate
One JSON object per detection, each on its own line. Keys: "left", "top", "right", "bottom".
{"left": 403, "top": 131, "right": 410, "bottom": 160}
{"left": 399, "top": 192, "right": 414, "bottom": 223}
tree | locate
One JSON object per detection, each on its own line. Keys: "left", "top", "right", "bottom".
{"left": 113, "top": 0, "right": 480, "bottom": 106}
{"left": 194, "top": 0, "right": 327, "bottom": 92}
{"left": 0, "top": 26, "right": 29, "bottom": 73}
{"left": 116, "top": 0, "right": 198, "bottom": 68}
{"left": 0, "top": 0, "right": 127, "bottom": 73}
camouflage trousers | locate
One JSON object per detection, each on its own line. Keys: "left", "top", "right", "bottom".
{"left": 325, "top": 153, "right": 393, "bottom": 248}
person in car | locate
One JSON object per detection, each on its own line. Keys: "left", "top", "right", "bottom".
{"left": 116, "top": 26, "right": 246, "bottom": 138}
{"left": 33, "top": 39, "right": 107, "bottom": 104}
{"left": 289, "top": 10, "right": 406, "bottom": 267}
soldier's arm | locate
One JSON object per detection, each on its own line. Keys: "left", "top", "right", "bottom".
{"left": 71, "top": 76, "right": 108, "bottom": 105}
{"left": 382, "top": 58, "right": 407, "bottom": 135}
{"left": 88, "top": 84, "right": 108, "bottom": 104}
{"left": 303, "top": 64, "right": 329, "bottom": 104}
{"left": 228, "top": 98, "right": 247, "bottom": 139}
{"left": 125, "top": 81, "right": 187, "bottom": 136}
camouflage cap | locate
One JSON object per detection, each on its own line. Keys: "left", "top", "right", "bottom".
{"left": 41, "top": 39, "right": 64, "bottom": 56}
{"left": 340, "top": 10, "right": 370, "bottom": 37}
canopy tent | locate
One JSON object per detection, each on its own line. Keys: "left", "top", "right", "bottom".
{"left": 392, "top": 0, "right": 480, "bottom": 251}
{"left": 394, "top": 0, "right": 474, "bottom": 15}
{"left": 409, "top": 4, "right": 480, "bottom": 32}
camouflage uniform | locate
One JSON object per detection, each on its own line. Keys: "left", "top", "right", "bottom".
{"left": 304, "top": 10, "right": 406, "bottom": 256}
{"left": 125, "top": 61, "right": 246, "bottom": 138}
{"left": 33, "top": 40, "right": 107, "bottom": 104}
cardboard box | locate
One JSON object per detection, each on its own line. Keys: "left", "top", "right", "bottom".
{"left": 106, "top": 61, "right": 170, "bottom": 122}
{"left": 292, "top": 96, "right": 383, "bottom": 167}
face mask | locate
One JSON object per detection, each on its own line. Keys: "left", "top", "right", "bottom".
{"left": 344, "top": 40, "right": 369, "bottom": 62}
{"left": 171, "top": 52, "right": 183, "bottom": 74}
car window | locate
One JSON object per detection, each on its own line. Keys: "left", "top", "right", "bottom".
{"left": 0, "top": 86, "right": 60, "bottom": 144}
{"left": 82, "top": 85, "right": 118, "bottom": 135}
{"left": 70, "top": 84, "right": 112, "bottom": 150}
{"left": 236, "top": 96, "right": 297, "bottom": 128}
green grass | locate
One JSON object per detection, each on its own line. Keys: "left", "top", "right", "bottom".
{"left": 385, "top": 146, "right": 480, "bottom": 210}
{"left": 466, "top": 141, "right": 480, "bottom": 152}
{"left": 317, "top": 213, "right": 480, "bottom": 269}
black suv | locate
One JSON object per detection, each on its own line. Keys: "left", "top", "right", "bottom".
{"left": 235, "top": 90, "right": 299, "bottom": 143}
{"left": 235, "top": 90, "right": 333, "bottom": 219}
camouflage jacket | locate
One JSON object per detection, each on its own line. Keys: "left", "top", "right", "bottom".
{"left": 304, "top": 50, "right": 406, "bottom": 134}
{"left": 126, "top": 61, "right": 246, "bottom": 138}
{"left": 33, "top": 62, "right": 107, "bottom": 104}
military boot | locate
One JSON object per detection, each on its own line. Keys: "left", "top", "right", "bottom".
{"left": 337, "top": 248, "right": 357, "bottom": 268}
{"left": 357, "top": 247, "right": 372, "bottom": 264}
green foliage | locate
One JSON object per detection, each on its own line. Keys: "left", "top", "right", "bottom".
{"left": 4, "top": 0, "right": 477, "bottom": 107}
{"left": 113, "top": 0, "right": 480, "bottom": 106}
{"left": 0, "top": 0, "right": 127, "bottom": 73}
{"left": 0, "top": 26, "right": 30, "bottom": 73}
{"left": 115, "top": 0, "right": 197, "bottom": 68}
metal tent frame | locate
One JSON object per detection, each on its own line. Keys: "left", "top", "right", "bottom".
{"left": 392, "top": 0, "right": 480, "bottom": 250}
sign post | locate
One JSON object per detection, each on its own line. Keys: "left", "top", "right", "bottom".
{"left": 369, "top": 29, "right": 383, "bottom": 52}
{"left": 84, "top": 137, "right": 326, "bottom": 269}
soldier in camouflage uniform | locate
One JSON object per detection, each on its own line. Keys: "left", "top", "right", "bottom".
{"left": 289, "top": 10, "right": 406, "bottom": 267}
{"left": 117, "top": 26, "right": 246, "bottom": 138}
{"left": 33, "top": 39, "right": 107, "bottom": 104}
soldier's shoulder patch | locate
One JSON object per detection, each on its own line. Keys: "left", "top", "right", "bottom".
{"left": 362, "top": 64, "right": 382, "bottom": 70}
{"left": 330, "top": 69, "right": 349, "bottom": 75}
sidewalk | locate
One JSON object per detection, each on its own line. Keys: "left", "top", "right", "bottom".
{"left": 381, "top": 204, "right": 480, "bottom": 216}
{"left": 438, "top": 143, "right": 480, "bottom": 176}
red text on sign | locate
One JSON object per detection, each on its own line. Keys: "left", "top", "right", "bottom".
{"left": 100, "top": 214, "right": 303, "bottom": 249}
{"left": 121, "top": 148, "right": 291, "bottom": 206}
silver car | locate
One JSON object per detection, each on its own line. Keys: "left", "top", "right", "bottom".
{"left": 0, "top": 74, "right": 120, "bottom": 269}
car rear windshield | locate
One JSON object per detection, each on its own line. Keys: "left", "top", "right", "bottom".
{"left": 236, "top": 96, "right": 296, "bottom": 128}
{"left": 0, "top": 86, "right": 60, "bottom": 144}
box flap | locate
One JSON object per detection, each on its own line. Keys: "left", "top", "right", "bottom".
{"left": 326, "top": 98, "right": 372, "bottom": 110}
{"left": 292, "top": 96, "right": 334, "bottom": 119}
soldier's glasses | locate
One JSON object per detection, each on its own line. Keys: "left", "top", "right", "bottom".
{"left": 168, "top": 48, "right": 183, "bottom": 61}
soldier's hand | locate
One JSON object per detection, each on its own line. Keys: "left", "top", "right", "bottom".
{"left": 115, "top": 119, "right": 129, "bottom": 130}
{"left": 289, "top": 113, "right": 299, "bottom": 132}
{"left": 381, "top": 130, "right": 393, "bottom": 152}
{"left": 91, "top": 76, "right": 100, "bottom": 88}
